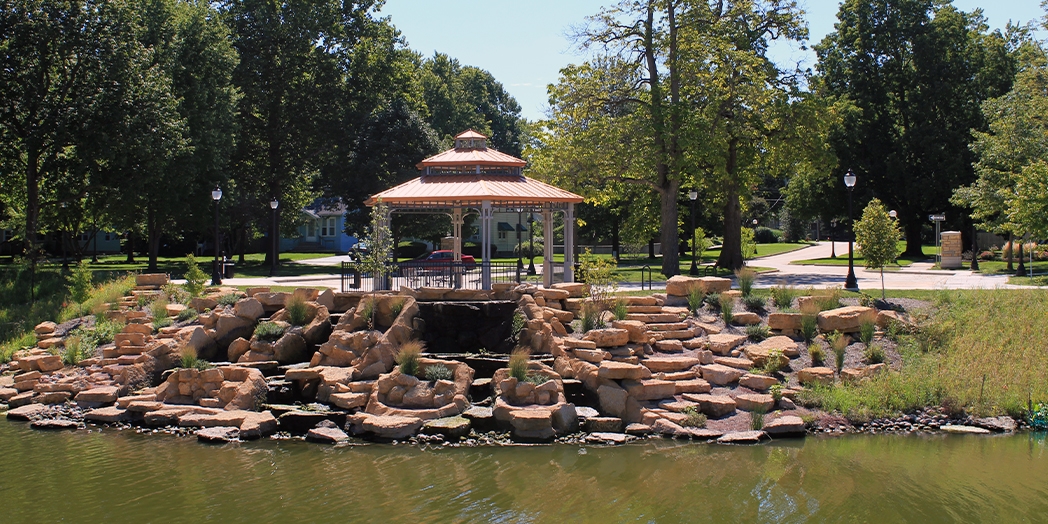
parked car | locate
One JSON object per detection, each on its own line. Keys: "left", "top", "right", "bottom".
{"left": 396, "top": 250, "right": 477, "bottom": 275}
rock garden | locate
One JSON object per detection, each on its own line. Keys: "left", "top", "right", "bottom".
{"left": 0, "top": 271, "right": 1025, "bottom": 446}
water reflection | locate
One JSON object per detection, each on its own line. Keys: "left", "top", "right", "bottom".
{"left": 0, "top": 423, "right": 1045, "bottom": 523}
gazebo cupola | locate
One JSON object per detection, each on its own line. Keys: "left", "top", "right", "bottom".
{"left": 419, "top": 130, "right": 525, "bottom": 178}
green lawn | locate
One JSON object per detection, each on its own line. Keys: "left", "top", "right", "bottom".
{"left": 975, "top": 259, "right": 1048, "bottom": 275}
{"left": 49, "top": 252, "right": 335, "bottom": 279}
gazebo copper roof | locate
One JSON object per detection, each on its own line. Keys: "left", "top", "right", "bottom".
{"left": 366, "top": 130, "right": 582, "bottom": 207}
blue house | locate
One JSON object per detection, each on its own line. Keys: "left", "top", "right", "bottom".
{"left": 280, "top": 198, "right": 357, "bottom": 253}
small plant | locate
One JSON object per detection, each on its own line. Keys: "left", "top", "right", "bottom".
{"left": 858, "top": 292, "right": 876, "bottom": 308}
{"left": 1028, "top": 403, "right": 1048, "bottom": 431}
{"left": 390, "top": 298, "right": 405, "bottom": 320}
{"left": 218, "top": 293, "right": 240, "bottom": 307}
{"left": 179, "top": 347, "right": 212, "bottom": 370}
{"left": 859, "top": 320, "right": 876, "bottom": 347}
{"left": 523, "top": 373, "right": 550, "bottom": 385}
{"left": 681, "top": 406, "right": 707, "bottom": 428}
{"left": 152, "top": 316, "right": 173, "bottom": 332}
{"left": 704, "top": 292, "right": 721, "bottom": 310}
{"left": 176, "top": 308, "right": 199, "bottom": 322}
{"left": 762, "top": 348, "right": 786, "bottom": 375}
{"left": 508, "top": 349, "right": 530, "bottom": 382}
{"left": 62, "top": 335, "right": 92, "bottom": 366}
{"left": 395, "top": 340, "right": 424, "bottom": 376}
{"left": 148, "top": 296, "right": 170, "bottom": 320}
{"left": 163, "top": 284, "right": 191, "bottom": 305}
{"left": 864, "top": 342, "right": 886, "bottom": 364}
{"left": 828, "top": 330, "right": 848, "bottom": 372}
{"left": 799, "top": 303, "right": 819, "bottom": 344}
{"left": 769, "top": 285, "right": 798, "bottom": 310}
{"left": 511, "top": 309, "right": 527, "bottom": 342}
{"left": 423, "top": 363, "right": 453, "bottom": 382}
{"left": 581, "top": 301, "right": 605, "bottom": 332}
{"left": 750, "top": 406, "right": 765, "bottom": 430}
{"left": 884, "top": 319, "right": 906, "bottom": 342}
{"left": 253, "top": 321, "right": 285, "bottom": 341}
{"left": 719, "top": 294, "right": 734, "bottom": 324}
{"left": 735, "top": 268, "right": 756, "bottom": 297}
{"left": 358, "top": 298, "right": 377, "bottom": 330}
{"left": 809, "top": 343, "right": 826, "bottom": 367}
{"left": 92, "top": 318, "right": 123, "bottom": 345}
{"left": 285, "top": 293, "right": 310, "bottom": 326}
{"left": 746, "top": 323, "right": 770, "bottom": 342}
{"left": 814, "top": 286, "right": 843, "bottom": 311}
{"left": 612, "top": 299, "right": 629, "bottom": 321}
{"left": 743, "top": 294, "right": 766, "bottom": 311}
{"left": 769, "top": 383, "right": 784, "bottom": 403}
{"left": 136, "top": 294, "right": 150, "bottom": 308}
{"left": 67, "top": 260, "right": 94, "bottom": 316}
{"left": 687, "top": 287, "right": 706, "bottom": 314}
{"left": 182, "top": 254, "right": 207, "bottom": 297}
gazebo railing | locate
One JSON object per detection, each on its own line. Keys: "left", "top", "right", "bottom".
{"left": 342, "top": 261, "right": 526, "bottom": 291}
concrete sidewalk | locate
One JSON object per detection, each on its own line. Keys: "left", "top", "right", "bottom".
{"left": 194, "top": 241, "right": 1035, "bottom": 292}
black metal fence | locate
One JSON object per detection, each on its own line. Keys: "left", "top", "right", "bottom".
{"left": 341, "top": 260, "right": 528, "bottom": 292}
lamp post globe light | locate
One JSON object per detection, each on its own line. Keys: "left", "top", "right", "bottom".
{"left": 211, "top": 186, "right": 223, "bottom": 286}
{"left": 269, "top": 198, "right": 279, "bottom": 277}
{"left": 843, "top": 170, "right": 858, "bottom": 290}
{"left": 689, "top": 190, "right": 699, "bottom": 276}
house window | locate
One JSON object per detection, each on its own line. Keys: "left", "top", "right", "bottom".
{"left": 498, "top": 231, "right": 507, "bottom": 240}
{"left": 104, "top": 233, "right": 113, "bottom": 241}
{"left": 321, "top": 217, "right": 337, "bottom": 237}
{"left": 1, "top": 230, "right": 10, "bottom": 242}
{"left": 80, "top": 232, "right": 90, "bottom": 242}
{"left": 307, "top": 221, "right": 316, "bottom": 238}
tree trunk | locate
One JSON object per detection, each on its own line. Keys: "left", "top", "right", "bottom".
{"left": 24, "top": 146, "right": 40, "bottom": 259}
{"left": 659, "top": 184, "right": 680, "bottom": 276}
{"left": 147, "top": 205, "right": 159, "bottom": 271}
{"left": 902, "top": 220, "right": 924, "bottom": 258}
{"left": 126, "top": 231, "right": 136, "bottom": 263}
{"left": 237, "top": 225, "right": 246, "bottom": 264}
{"left": 611, "top": 215, "right": 620, "bottom": 261}
{"left": 717, "top": 140, "right": 744, "bottom": 270}
{"left": 648, "top": 239, "right": 655, "bottom": 259}
{"left": 1006, "top": 231, "right": 1013, "bottom": 271}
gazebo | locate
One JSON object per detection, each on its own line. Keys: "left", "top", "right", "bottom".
{"left": 365, "top": 130, "right": 584, "bottom": 290}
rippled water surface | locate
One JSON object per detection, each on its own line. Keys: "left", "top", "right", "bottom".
{"left": 0, "top": 421, "right": 1045, "bottom": 523}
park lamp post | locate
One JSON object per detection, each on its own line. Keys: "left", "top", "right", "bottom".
{"left": 844, "top": 170, "right": 858, "bottom": 291}
{"left": 689, "top": 190, "right": 699, "bottom": 275}
{"left": 211, "top": 186, "right": 223, "bottom": 286}
{"left": 752, "top": 218, "right": 759, "bottom": 257}
{"left": 269, "top": 198, "right": 279, "bottom": 277}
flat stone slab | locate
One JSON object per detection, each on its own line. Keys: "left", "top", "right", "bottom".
{"left": 30, "top": 418, "right": 78, "bottom": 430}
{"left": 575, "top": 406, "right": 600, "bottom": 419}
{"left": 624, "top": 423, "right": 652, "bottom": 436}
{"left": 84, "top": 406, "right": 128, "bottom": 423}
{"left": 6, "top": 404, "right": 48, "bottom": 420}
{"left": 197, "top": 426, "right": 240, "bottom": 443}
{"left": 421, "top": 416, "right": 471, "bottom": 440}
{"left": 306, "top": 425, "right": 350, "bottom": 444}
{"left": 717, "top": 430, "right": 770, "bottom": 445}
{"left": 763, "top": 416, "right": 806, "bottom": 437}
{"left": 363, "top": 415, "right": 424, "bottom": 440}
{"left": 973, "top": 416, "right": 1017, "bottom": 433}
{"left": 941, "top": 425, "right": 991, "bottom": 435}
{"left": 642, "top": 356, "right": 700, "bottom": 373}
{"left": 583, "top": 417, "right": 623, "bottom": 433}
{"left": 586, "top": 432, "right": 629, "bottom": 445}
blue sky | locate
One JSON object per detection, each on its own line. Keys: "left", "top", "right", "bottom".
{"left": 379, "top": 0, "right": 1044, "bottom": 121}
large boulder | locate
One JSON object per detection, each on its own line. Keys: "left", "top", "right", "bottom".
{"left": 665, "top": 275, "right": 731, "bottom": 297}
{"left": 234, "top": 298, "right": 264, "bottom": 320}
{"left": 797, "top": 367, "right": 835, "bottom": 386}
{"left": 273, "top": 333, "right": 309, "bottom": 365}
{"left": 699, "top": 364, "right": 744, "bottom": 386}
{"left": 817, "top": 306, "right": 877, "bottom": 333}
{"left": 583, "top": 328, "right": 630, "bottom": 348}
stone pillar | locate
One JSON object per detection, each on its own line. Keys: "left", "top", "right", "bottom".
{"left": 563, "top": 204, "right": 575, "bottom": 283}
{"left": 940, "top": 231, "right": 963, "bottom": 269}
{"left": 481, "top": 201, "right": 493, "bottom": 290}
{"left": 543, "top": 206, "right": 553, "bottom": 288}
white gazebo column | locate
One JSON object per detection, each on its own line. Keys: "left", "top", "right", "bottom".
{"left": 452, "top": 207, "right": 463, "bottom": 261}
{"left": 481, "top": 201, "right": 493, "bottom": 289}
{"left": 563, "top": 204, "right": 575, "bottom": 283}
{"left": 542, "top": 206, "right": 553, "bottom": 288}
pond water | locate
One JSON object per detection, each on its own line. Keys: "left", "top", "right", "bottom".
{"left": 0, "top": 421, "right": 1045, "bottom": 523}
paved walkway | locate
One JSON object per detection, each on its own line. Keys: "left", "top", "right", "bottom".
{"left": 198, "top": 241, "right": 1035, "bottom": 292}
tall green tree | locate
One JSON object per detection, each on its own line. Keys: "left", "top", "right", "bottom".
{"left": 816, "top": 0, "right": 1016, "bottom": 256}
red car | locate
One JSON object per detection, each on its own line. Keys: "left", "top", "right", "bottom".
{"left": 397, "top": 250, "right": 477, "bottom": 275}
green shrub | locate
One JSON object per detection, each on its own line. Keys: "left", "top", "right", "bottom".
{"left": 61, "top": 334, "right": 94, "bottom": 366}
{"left": 800, "top": 303, "right": 819, "bottom": 343}
{"left": 511, "top": 309, "right": 526, "bottom": 342}
{"left": 93, "top": 318, "right": 123, "bottom": 345}
{"left": 152, "top": 316, "right": 173, "bottom": 332}
{"left": 681, "top": 406, "right": 707, "bottom": 428}
{"left": 763, "top": 348, "right": 787, "bottom": 375}
{"left": 358, "top": 298, "right": 377, "bottom": 330}
{"left": 176, "top": 308, "right": 199, "bottom": 322}
{"left": 769, "top": 285, "right": 798, "bottom": 310}
{"left": 524, "top": 373, "right": 550, "bottom": 385}
{"left": 217, "top": 293, "right": 240, "bottom": 307}
{"left": 424, "top": 363, "right": 453, "bottom": 382}
{"left": 735, "top": 268, "right": 756, "bottom": 297}
{"left": 859, "top": 320, "right": 876, "bottom": 347}
{"left": 396, "top": 340, "right": 424, "bottom": 376}
{"left": 182, "top": 254, "right": 207, "bottom": 297}
{"left": 809, "top": 343, "right": 826, "bottom": 367}
{"left": 180, "top": 349, "right": 213, "bottom": 371}
{"left": 148, "top": 296, "right": 170, "bottom": 320}
{"left": 812, "top": 286, "right": 843, "bottom": 311}
{"left": 750, "top": 406, "right": 765, "bottom": 430}
{"left": 864, "top": 342, "right": 886, "bottom": 364}
{"left": 581, "top": 301, "right": 605, "bottom": 332}
{"left": 746, "top": 323, "right": 770, "bottom": 342}
{"left": 612, "top": 299, "right": 629, "bottom": 321}
{"left": 687, "top": 287, "right": 706, "bottom": 314}
{"left": 719, "top": 294, "right": 734, "bottom": 324}
{"left": 743, "top": 295, "right": 766, "bottom": 311}
{"left": 829, "top": 330, "right": 848, "bottom": 372}
{"left": 390, "top": 298, "right": 405, "bottom": 320}
{"left": 704, "top": 293, "right": 721, "bottom": 310}
{"left": 163, "top": 284, "right": 190, "bottom": 305}
{"left": 509, "top": 349, "right": 530, "bottom": 381}
{"left": 770, "top": 383, "right": 784, "bottom": 402}
{"left": 858, "top": 292, "right": 876, "bottom": 308}
{"left": 67, "top": 260, "right": 94, "bottom": 315}
{"left": 0, "top": 332, "right": 36, "bottom": 364}
{"left": 253, "top": 321, "right": 285, "bottom": 341}
{"left": 285, "top": 294, "right": 310, "bottom": 326}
